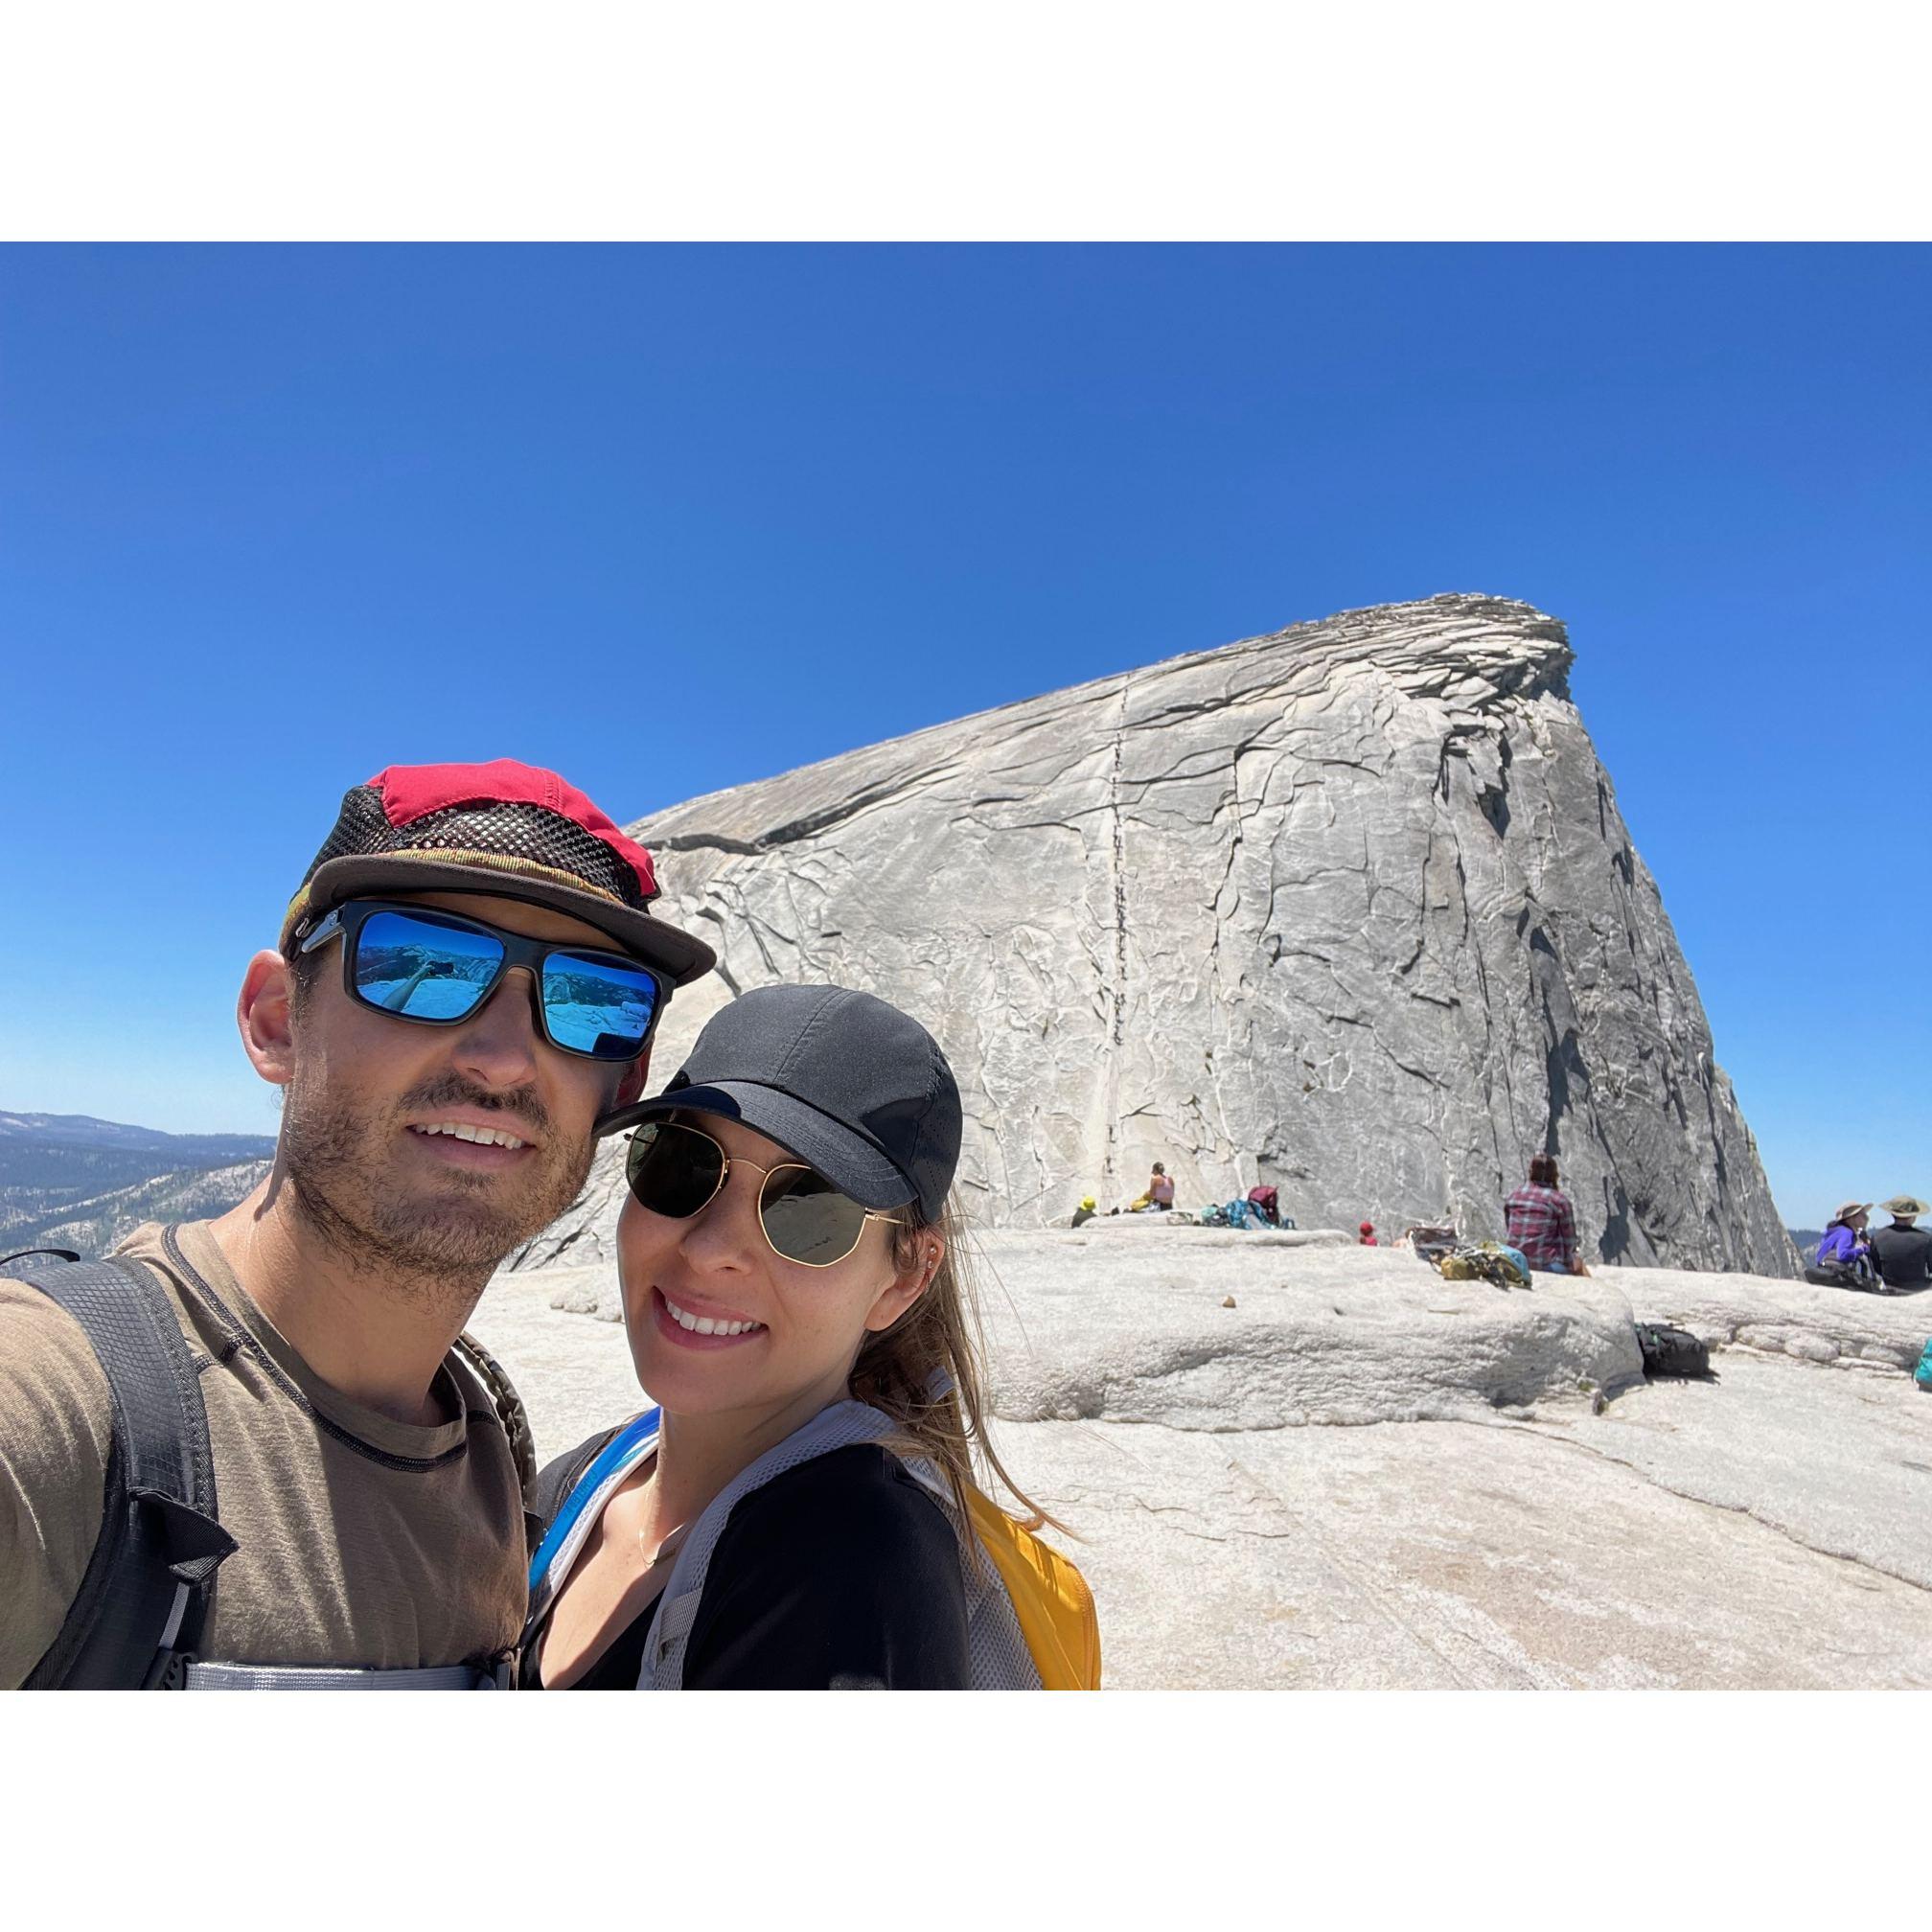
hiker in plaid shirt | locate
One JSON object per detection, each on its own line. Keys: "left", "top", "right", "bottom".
{"left": 1506, "top": 1153, "right": 1586, "bottom": 1276}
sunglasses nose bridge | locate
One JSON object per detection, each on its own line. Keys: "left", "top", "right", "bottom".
{"left": 437, "top": 957, "right": 544, "bottom": 1063}
{"left": 668, "top": 1159, "right": 770, "bottom": 1274}
{"left": 468, "top": 958, "right": 578, "bottom": 1059}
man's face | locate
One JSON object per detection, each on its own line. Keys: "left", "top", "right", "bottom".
{"left": 276, "top": 889, "right": 646, "bottom": 1288}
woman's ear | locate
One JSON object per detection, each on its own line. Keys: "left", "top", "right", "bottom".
{"left": 862, "top": 1232, "right": 945, "bottom": 1334}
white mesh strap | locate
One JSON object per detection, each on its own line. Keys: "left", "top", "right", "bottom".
{"left": 183, "top": 1660, "right": 509, "bottom": 1690}
{"left": 637, "top": 1400, "right": 1039, "bottom": 1690}
{"left": 893, "top": 1460, "right": 1042, "bottom": 1691}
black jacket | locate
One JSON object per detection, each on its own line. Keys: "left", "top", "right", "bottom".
{"left": 1871, "top": 1222, "right": 1932, "bottom": 1289}
{"left": 521, "top": 1441, "right": 968, "bottom": 1690}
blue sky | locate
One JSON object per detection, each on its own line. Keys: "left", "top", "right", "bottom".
{"left": 1, "top": 244, "right": 1924, "bottom": 1227}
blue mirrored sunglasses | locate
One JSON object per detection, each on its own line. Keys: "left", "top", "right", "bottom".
{"left": 298, "top": 900, "right": 666, "bottom": 1063}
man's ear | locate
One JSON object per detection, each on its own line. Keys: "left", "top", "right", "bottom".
{"left": 238, "top": 951, "right": 299, "bottom": 1089}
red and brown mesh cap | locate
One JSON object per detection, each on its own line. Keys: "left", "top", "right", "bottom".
{"left": 280, "top": 759, "right": 716, "bottom": 986}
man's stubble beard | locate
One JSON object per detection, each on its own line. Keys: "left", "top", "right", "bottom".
{"left": 280, "top": 1067, "right": 597, "bottom": 1306}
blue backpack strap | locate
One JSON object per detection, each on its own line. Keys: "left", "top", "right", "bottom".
{"left": 4, "top": 1254, "right": 238, "bottom": 1690}
{"left": 521, "top": 1410, "right": 662, "bottom": 1651}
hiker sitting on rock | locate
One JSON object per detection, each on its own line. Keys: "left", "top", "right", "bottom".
{"left": 1070, "top": 1195, "right": 1097, "bottom": 1229}
{"left": 1808, "top": 1201, "right": 1874, "bottom": 1287}
{"left": 1505, "top": 1153, "right": 1587, "bottom": 1276}
{"left": 1147, "top": 1162, "right": 1175, "bottom": 1211}
{"left": 1870, "top": 1195, "right": 1932, "bottom": 1294}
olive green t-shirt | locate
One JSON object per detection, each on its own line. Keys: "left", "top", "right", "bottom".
{"left": 0, "top": 1220, "right": 526, "bottom": 1688}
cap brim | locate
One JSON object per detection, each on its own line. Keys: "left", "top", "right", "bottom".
{"left": 601, "top": 1081, "right": 914, "bottom": 1211}
{"left": 292, "top": 855, "right": 716, "bottom": 986}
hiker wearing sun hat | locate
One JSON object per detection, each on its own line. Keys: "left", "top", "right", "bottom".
{"left": 1808, "top": 1201, "right": 1875, "bottom": 1288}
{"left": 1, "top": 756, "right": 711, "bottom": 1690}
{"left": 521, "top": 983, "right": 1100, "bottom": 1690}
{"left": 1870, "top": 1196, "right": 1932, "bottom": 1293}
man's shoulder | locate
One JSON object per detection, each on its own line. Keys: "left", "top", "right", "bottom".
{"left": 0, "top": 1269, "right": 117, "bottom": 1687}
{"left": 0, "top": 1271, "right": 116, "bottom": 1421}
{"left": 111, "top": 1219, "right": 210, "bottom": 1292}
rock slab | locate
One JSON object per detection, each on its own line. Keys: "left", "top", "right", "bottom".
{"left": 472, "top": 1241, "right": 1932, "bottom": 1690}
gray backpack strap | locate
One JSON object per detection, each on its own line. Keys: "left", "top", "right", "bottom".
{"left": 5, "top": 1255, "right": 238, "bottom": 1690}
{"left": 182, "top": 1660, "right": 509, "bottom": 1690}
{"left": 450, "top": 1327, "right": 543, "bottom": 1557}
{"left": 452, "top": 1329, "right": 536, "bottom": 1495}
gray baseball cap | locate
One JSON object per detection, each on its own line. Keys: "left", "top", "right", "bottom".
{"left": 602, "top": 983, "right": 963, "bottom": 1222}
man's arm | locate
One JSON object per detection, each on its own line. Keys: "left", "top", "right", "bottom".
{"left": 0, "top": 1281, "right": 113, "bottom": 1688}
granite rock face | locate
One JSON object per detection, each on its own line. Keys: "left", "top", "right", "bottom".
{"left": 514, "top": 593, "right": 1793, "bottom": 1276}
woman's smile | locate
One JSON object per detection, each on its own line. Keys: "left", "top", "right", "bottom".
{"left": 650, "top": 1284, "right": 769, "bottom": 1349}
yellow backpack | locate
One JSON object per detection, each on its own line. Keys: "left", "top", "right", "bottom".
{"left": 965, "top": 1487, "right": 1102, "bottom": 1690}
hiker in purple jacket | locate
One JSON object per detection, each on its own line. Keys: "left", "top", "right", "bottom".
{"left": 1814, "top": 1202, "right": 1872, "bottom": 1274}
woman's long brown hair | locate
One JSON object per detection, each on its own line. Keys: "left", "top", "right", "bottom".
{"left": 845, "top": 1197, "right": 1060, "bottom": 1535}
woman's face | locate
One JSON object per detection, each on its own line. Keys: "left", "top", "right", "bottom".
{"left": 618, "top": 1112, "right": 933, "bottom": 1420}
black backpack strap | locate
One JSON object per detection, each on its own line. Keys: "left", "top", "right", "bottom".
{"left": 530, "top": 1426, "right": 625, "bottom": 1535}
{"left": 450, "top": 1328, "right": 543, "bottom": 1555}
{"left": 6, "top": 1256, "right": 238, "bottom": 1689}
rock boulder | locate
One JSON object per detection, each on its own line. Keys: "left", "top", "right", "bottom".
{"left": 515, "top": 593, "right": 1794, "bottom": 1276}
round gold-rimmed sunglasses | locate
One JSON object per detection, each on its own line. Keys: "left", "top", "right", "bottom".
{"left": 624, "top": 1118, "right": 903, "bottom": 1268}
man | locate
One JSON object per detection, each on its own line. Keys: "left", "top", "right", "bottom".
{"left": 1869, "top": 1195, "right": 1932, "bottom": 1293}
{"left": 1504, "top": 1152, "right": 1586, "bottom": 1276}
{"left": 0, "top": 760, "right": 712, "bottom": 1689}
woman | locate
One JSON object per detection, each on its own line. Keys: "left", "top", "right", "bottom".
{"left": 1807, "top": 1200, "right": 1874, "bottom": 1288}
{"left": 519, "top": 982, "right": 1066, "bottom": 1690}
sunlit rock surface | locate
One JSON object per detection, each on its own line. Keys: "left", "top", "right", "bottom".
{"left": 514, "top": 593, "right": 1792, "bottom": 1276}
{"left": 474, "top": 1240, "right": 1932, "bottom": 1689}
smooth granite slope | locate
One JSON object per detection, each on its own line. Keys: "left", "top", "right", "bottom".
{"left": 472, "top": 1235, "right": 1932, "bottom": 1689}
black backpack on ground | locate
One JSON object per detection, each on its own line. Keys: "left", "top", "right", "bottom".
{"left": 1633, "top": 1322, "right": 1714, "bottom": 1380}
{"left": 1, "top": 1246, "right": 537, "bottom": 1690}
{"left": 1804, "top": 1262, "right": 1877, "bottom": 1293}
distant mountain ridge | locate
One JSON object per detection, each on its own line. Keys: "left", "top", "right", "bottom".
{"left": 0, "top": 1111, "right": 273, "bottom": 1161}
{"left": 0, "top": 1110, "right": 275, "bottom": 1260}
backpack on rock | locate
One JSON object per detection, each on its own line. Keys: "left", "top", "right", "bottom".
{"left": 1634, "top": 1322, "right": 1714, "bottom": 1380}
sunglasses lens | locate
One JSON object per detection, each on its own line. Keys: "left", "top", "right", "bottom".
{"left": 626, "top": 1121, "right": 725, "bottom": 1218}
{"left": 759, "top": 1165, "right": 875, "bottom": 1266}
{"left": 541, "top": 951, "right": 660, "bottom": 1060}
{"left": 352, "top": 910, "right": 503, "bottom": 1020}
